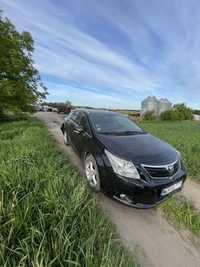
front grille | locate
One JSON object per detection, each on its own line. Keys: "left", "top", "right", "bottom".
{"left": 142, "top": 160, "right": 180, "bottom": 178}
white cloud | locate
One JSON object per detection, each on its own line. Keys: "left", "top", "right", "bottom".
{"left": 0, "top": 0, "right": 158, "bottom": 94}
{"left": 1, "top": 0, "right": 200, "bottom": 107}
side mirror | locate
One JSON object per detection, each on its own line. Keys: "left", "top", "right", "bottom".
{"left": 64, "top": 115, "right": 69, "bottom": 122}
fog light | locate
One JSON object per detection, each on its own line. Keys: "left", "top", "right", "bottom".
{"left": 120, "top": 194, "right": 132, "bottom": 203}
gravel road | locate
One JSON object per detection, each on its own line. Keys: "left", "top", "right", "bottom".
{"left": 36, "top": 112, "right": 200, "bottom": 267}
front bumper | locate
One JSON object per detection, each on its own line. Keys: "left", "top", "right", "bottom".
{"left": 106, "top": 168, "right": 187, "bottom": 208}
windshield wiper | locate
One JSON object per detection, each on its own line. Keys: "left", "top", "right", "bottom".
{"left": 118, "top": 130, "right": 145, "bottom": 135}
{"left": 98, "top": 131, "right": 115, "bottom": 135}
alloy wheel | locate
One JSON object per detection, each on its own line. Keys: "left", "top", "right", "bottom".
{"left": 85, "top": 155, "right": 100, "bottom": 192}
{"left": 64, "top": 131, "right": 69, "bottom": 145}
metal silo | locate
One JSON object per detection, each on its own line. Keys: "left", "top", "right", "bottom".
{"left": 158, "top": 98, "right": 172, "bottom": 114}
{"left": 141, "top": 96, "right": 158, "bottom": 116}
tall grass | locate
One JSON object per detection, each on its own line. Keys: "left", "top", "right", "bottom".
{"left": 140, "top": 121, "right": 200, "bottom": 181}
{"left": 0, "top": 118, "right": 135, "bottom": 267}
{"left": 162, "top": 197, "right": 200, "bottom": 236}
{"left": 139, "top": 121, "right": 200, "bottom": 235}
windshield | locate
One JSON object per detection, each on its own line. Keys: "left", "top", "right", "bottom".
{"left": 89, "top": 113, "right": 144, "bottom": 135}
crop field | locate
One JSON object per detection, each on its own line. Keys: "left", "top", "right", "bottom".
{"left": 0, "top": 118, "right": 135, "bottom": 267}
{"left": 140, "top": 121, "right": 200, "bottom": 182}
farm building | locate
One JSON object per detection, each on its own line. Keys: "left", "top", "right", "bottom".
{"left": 141, "top": 96, "right": 172, "bottom": 116}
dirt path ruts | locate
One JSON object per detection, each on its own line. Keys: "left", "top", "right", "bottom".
{"left": 36, "top": 112, "right": 200, "bottom": 267}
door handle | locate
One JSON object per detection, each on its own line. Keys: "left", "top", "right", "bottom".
{"left": 73, "top": 129, "right": 80, "bottom": 133}
{"left": 73, "top": 128, "right": 83, "bottom": 134}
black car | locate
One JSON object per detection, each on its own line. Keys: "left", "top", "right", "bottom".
{"left": 61, "top": 109, "right": 187, "bottom": 208}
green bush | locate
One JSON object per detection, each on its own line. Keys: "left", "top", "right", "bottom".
{"left": 174, "top": 103, "right": 193, "bottom": 120}
{"left": 143, "top": 111, "right": 156, "bottom": 121}
{"left": 160, "top": 110, "right": 178, "bottom": 121}
{"left": 160, "top": 103, "right": 193, "bottom": 121}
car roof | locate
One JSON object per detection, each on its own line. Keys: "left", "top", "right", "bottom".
{"left": 73, "top": 108, "right": 118, "bottom": 116}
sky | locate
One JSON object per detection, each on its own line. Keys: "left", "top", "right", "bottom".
{"left": 1, "top": 0, "right": 200, "bottom": 109}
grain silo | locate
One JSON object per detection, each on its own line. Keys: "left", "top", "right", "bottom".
{"left": 158, "top": 98, "right": 172, "bottom": 114}
{"left": 141, "top": 96, "right": 159, "bottom": 116}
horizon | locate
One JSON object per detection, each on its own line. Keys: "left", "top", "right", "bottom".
{"left": 1, "top": 0, "right": 200, "bottom": 109}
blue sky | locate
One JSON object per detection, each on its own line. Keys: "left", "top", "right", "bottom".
{"left": 1, "top": 0, "right": 200, "bottom": 109}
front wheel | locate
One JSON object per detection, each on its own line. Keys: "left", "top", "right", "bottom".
{"left": 84, "top": 154, "right": 101, "bottom": 192}
{"left": 64, "top": 131, "right": 69, "bottom": 145}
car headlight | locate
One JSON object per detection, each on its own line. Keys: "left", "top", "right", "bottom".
{"left": 105, "top": 149, "right": 140, "bottom": 179}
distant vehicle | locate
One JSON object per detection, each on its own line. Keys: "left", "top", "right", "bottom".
{"left": 33, "top": 104, "right": 43, "bottom": 112}
{"left": 42, "top": 105, "right": 58, "bottom": 112}
{"left": 51, "top": 107, "right": 58, "bottom": 112}
{"left": 61, "top": 109, "right": 187, "bottom": 208}
{"left": 42, "top": 105, "right": 50, "bottom": 112}
{"left": 57, "top": 106, "right": 71, "bottom": 114}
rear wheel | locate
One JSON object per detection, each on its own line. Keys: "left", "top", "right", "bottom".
{"left": 84, "top": 154, "right": 101, "bottom": 192}
{"left": 64, "top": 131, "right": 69, "bottom": 145}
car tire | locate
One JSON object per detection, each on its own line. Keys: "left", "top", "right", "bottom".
{"left": 84, "top": 154, "right": 101, "bottom": 192}
{"left": 64, "top": 131, "right": 69, "bottom": 145}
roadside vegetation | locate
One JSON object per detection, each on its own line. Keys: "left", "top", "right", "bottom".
{"left": 140, "top": 120, "right": 200, "bottom": 236}
{"left": 142, "top": 103, "right": 193, "bottom": 121}
{"left": 140, "top": 120, "right": 200, "bottom": 182}
{"left": 160, "top": 103, "right": 193, "bottom": 121}
{"left": 162, "top": 197, "right": 200, "bottom": 236}
{"left": 0, "top": 118, "right": 135, "bottom": 267}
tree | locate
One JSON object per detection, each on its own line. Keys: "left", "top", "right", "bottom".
{"left": 173, "top": 103, "right": 193, "bottom": 120}
{"left": 193, "top": 109, "right": 200, "bottom": 115}
{"left": 65, "top": 100, "right": 72, "bottom": 108}
{"left": 0, "top": 11, "right": 47, "bottom": 115}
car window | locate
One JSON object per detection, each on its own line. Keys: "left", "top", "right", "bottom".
{"left": 70, "top": 111, "right": 80, "bottom": 124}
{"left": 89, "top": 112, "right": 144, "bottom": 135}
{"left": 79, "top": 113, "right": 91, "bottom": 135}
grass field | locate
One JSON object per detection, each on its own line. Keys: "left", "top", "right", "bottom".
{"left": 140, "top": 121, "right": 200, "bottom": 182}
{"left": 139, "top": 120, "right": 200, "bottom": 235}
{"left": 0, "top": 118, "right": 135, "bottom": 267}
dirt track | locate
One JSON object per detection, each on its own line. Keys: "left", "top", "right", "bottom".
{"left": 36, "top": 112, "right": 200, "bottom": 267}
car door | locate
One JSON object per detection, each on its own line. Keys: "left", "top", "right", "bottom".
{"left": 76, "top": 113, "right": 93, "bottom": 157}
{"left": 72, "top": 112, "right": 92, "bottom": 154}
{"left": 68, "top": 111, "right": 81, "bottom": 150}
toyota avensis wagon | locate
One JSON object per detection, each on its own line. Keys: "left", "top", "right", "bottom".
{"left": 61, "top": 109, "right": 187, "bottom": 208}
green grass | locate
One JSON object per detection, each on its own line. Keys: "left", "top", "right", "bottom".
{"left": 162, "top": 197, "right": 200, "bottom": 236}
{"left": 140, "top": 121, "right": 200, "bottom": 235}
{"left": 140, "top": 121, "right": 200, "bottom": 181}
{"left": 0, "top": 118, "right": 136, "bottom": 267}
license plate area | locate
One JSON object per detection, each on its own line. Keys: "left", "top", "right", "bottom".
{"left": 161, "top": 181, "right": 182, "bottom": 196}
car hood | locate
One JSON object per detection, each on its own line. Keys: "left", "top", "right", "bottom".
{"left": 96, "top": 133, "right": 178, "bottom": 165}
